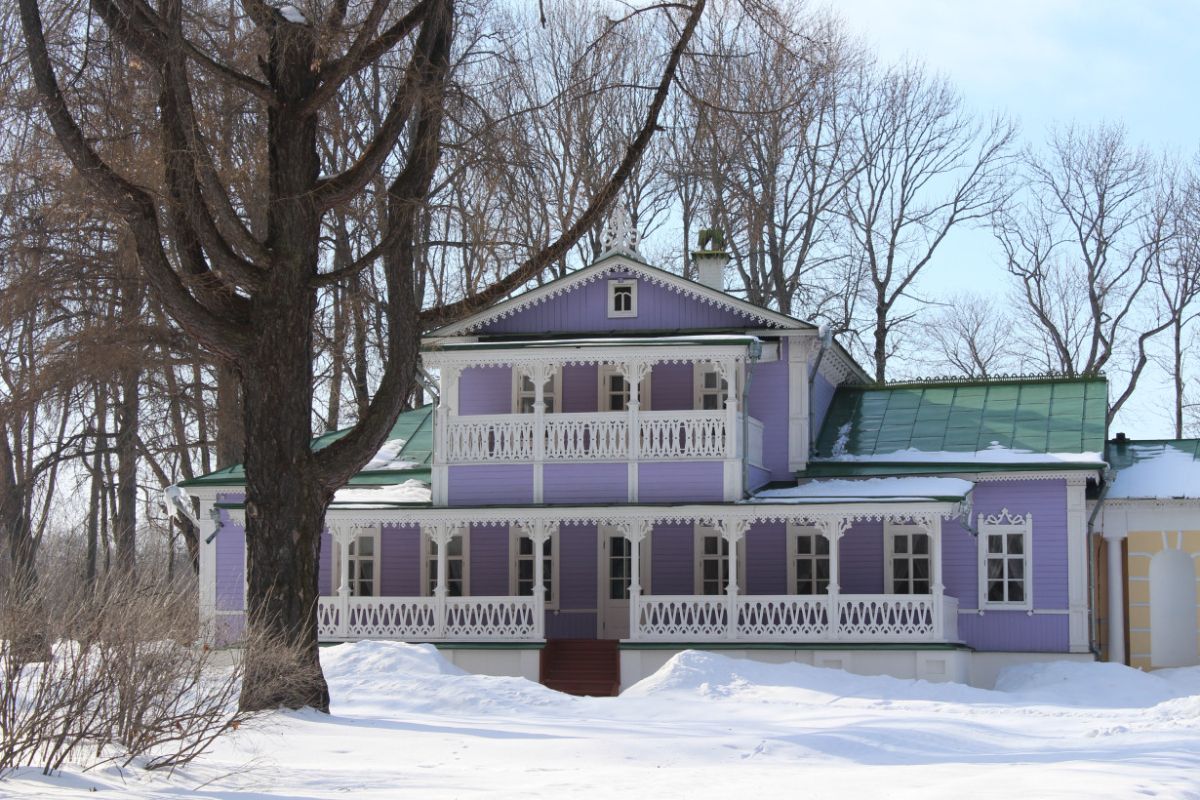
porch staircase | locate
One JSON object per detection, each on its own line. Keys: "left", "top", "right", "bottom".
{"left": 540, "top": 639, "right": 620, "bottom": 697}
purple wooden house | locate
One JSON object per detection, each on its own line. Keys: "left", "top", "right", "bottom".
{"left": 187, "top": 220, "right": 1105, "bottom": 692}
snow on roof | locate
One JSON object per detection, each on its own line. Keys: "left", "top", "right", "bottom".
{"left": 817, "top": 442, "right": 1105, "bottom": 467}
{"left": 747, "top": 476, "right": 973, "bottom": 504}
{"left": 1107, "top": 442, "right": 1200, "bottom": 500}
{"left": 332, "top": 479, "right": 431, "bottom": 507}
{"left": 362, "top": 438, "right": 418, "bottom": 471}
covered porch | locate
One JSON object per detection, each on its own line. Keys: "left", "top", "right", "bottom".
{"left": 275, "top": 481, "right": 973, "bottom": 647}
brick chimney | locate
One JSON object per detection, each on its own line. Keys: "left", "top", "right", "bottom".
{"left": 691, "top": 228, "right": 730, "bottom": 291}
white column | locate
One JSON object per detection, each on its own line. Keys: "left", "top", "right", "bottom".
{"left": 1066, "top": 477, "right": 1090, "bottom": 653}
{"left": 817, "top": 516, "right": 846, "bottom": 641}
{"left": 432, "top": 366, "right": 460, "bottom": 506}
{"left": 430, "top": 523, "right": 455, "bottom": 638}
{"left": 332, "top": 524, "right": 354, "bottom": 638}
{"left": 197, "top": 501, "right": 219, "bottom": 643}
{"left": 525, "top": 363, "right": 550, "bottom": 503}
{"left": 928, "top": 514, "right": 945, "bottom": 640}
{"left": 623, "top": 520, "right": 649, "bottom": 640}
{"left": 721, "top": 519, "right": 748, "bottom": 641}
{"left": 1103, "top": 524, "right": 1129, "bottom": 665}
{"left": 525, "top": 521, "right": 554, "bottom": 640}
{"left": 624, "top": 360, "right": 648, "bottom": 502}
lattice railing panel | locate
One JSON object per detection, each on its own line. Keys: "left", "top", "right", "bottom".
{"left": 639, "top": 412, "right": 727, "bottom": 459}
{"left": 635, "top": 595, "right": 729, "bottom": 640}
{"left": 836, "top": 595, "right": 936, "bottom": 641}
{"left": 444, "top": 416, "right": 535, "bottom": 463}
{"left": 347, "top": 597, "right": 440, "bottom": 639}
{"left": 544, "top": 414, "right": 628, "bottom": 460}
{"left": 444, "top": 597, "right": 539, "bottom": 640}
{"left": 736, "top": 596, "right": 830, "bottom": 640}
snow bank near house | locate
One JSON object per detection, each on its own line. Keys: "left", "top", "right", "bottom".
{"left": 993, "top": 660, "right": 1183, "bottom": 707}
{"left": 748, "top": 476, "right": 973, "bottom": 503}
{"left": 332, "top": 479, "right": 431, "bottom": 505}
{"left": 625, "top": 650, "right": 1200, "bottom": 710}
{"left": 321, "top": 641, "right": 566, "bottom": 716}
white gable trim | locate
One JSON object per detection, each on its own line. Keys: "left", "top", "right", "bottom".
{"left": 426, "top": 255, "right": 809, "bottom": 338}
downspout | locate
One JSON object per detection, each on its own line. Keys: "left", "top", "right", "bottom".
{"left": 807, "top": 325, "right": 833, "bottom": 455}
{"left": 741, "top": 340, "right": 762, "bottom": 497}
{"left": 1085, "top": 467, "right": 1114, "bottom": 658}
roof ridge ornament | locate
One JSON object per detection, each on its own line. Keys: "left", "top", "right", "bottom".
{"left": 600, "top": 205, "right": 641, "bottom": 258}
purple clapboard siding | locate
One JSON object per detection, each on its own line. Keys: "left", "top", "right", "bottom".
{"left": 558, "top": 523, "right": 598, "bottom": 610}
{"left": 319, "top": 532, "right": 331, "bottom": 596}
{"left": 215, "top": 516, "right": 245, "bottom": 612}
{"left": 744, "top": 522, "right": 787, "bottom": 595}
{"left": 560, "top": 364, "right": 598, "bottom": 413}
{"left": 747, "top": 349, "right": 790, "bottom": 480}
{"left": 638, "top": 462, "right": 724, "bottom": 503}
{"left": 839, "top": 520, "right": 884, "bottom": 594}
{"left": 470, "top": 523, "right": 509, "bottom": 595}
{"left": 649, "top": 362, "right": 694, "bottom": 411}
{"left": 811, "top": 370, "right": 837, "bottom": 434}
{"left": 546, "top": 612, "right": 598, "bottom": 638}
{"left": 544, "top": 463, "right": 627, "bottom": 504}
{"left": 447, "top": 464, "right": 533, "bottom": 506}
{"left": 957, "top": 612, "right": 1068, "bottom": 652}
{"left": 940, "top": 517, "right": 977, "bottom": 606}
{"left": 381, "top": 524, "right": 420, "bottom": 596}
{"left": 458, "top": 365, "right": 512, "bottom": 415}
{"left": 650, "top": 522, "right": 694, "bottom": 594}
{"left": 481, "top": 272, "right": 761, "bottom": 335}
{"left": 215, "top": 614, "right": 245, "bottom": 645}
{"left": 747, "top": 466, "right": 772, "bottom": 491}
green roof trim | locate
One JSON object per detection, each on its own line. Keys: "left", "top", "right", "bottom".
{"left": 179, "top": 404, "right": 434, "bottom": 489}
{"left": 814, "top": 376, "right": 1108, "bottom": 460}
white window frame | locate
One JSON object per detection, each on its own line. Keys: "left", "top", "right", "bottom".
{"left": 597, "top": 364, "right": 651, "bottom": 412}
{"left": 692, "top": 362, "right": 734, "bottom": 411}
{"left": 508, "top": 525, "right": 559, "bottom": 609}
{"left": 785, "top": 523, "right": 830, "bottom": 596}
{"left": 421, "top": 528, "right": 471, "bottom": 598}
{"left": 692, "top": 523, "right": 745, "bottom": 595}
{"left": 511, "top": 368, "right": 560, "bottom": 414}
{"left": 978, "top": 510, "right": 1033, "bottom": 611}
{"left": 332, "top": 527, "right": 381, "bottom": 598}
{"left": 884, "top": 521, "right": 932, "bottom": 596}
{"left": 607, "top": 279, "right": 637, "bottom": 318}
{"left": 597, "top": 524, "right": 652, "bottom": 603}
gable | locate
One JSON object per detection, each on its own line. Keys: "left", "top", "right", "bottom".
{"left": 813, "top": 377, "right": 1108, "bottom": 461}
{"left": 429, "top": 257, "right": 806, "bottom": 338}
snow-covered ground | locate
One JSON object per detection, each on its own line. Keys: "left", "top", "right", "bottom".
{"left": 5, "top": 643, "right": 1200, "bottom": 799}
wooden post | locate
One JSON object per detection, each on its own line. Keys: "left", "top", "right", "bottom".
{"left": 818, "top": 516, "right": 845, "bottom": 641}
{"left": 624, "top": 360, "right": 647, "bottom": 502}
{"left": 624, "top": 521, "right": 649, "bottom": 640}
{"left": 431, "top": 524, "right": 453, "bottom": 639}
{"left": 722, "top": 519, "right": 747, "bottom": 641}
{"left": 929, "top": 514, "right": 944, "bottom": 640}
{"left": 333, "top": 524, "right": 353, "bottom": 638}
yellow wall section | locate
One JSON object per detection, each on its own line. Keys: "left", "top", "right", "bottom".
{"left": 1126, "top": 529, "right": 1200, "bottom": 670}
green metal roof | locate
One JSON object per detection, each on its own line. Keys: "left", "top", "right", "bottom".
{"left": 809, "top": 376, "right": 1108, "bottom": 475}
{"left": 179, "top": 404, "right": 434, "bottom": 488}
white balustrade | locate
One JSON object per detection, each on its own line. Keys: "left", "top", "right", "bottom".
{"left": 318, "top": 595, "right": 540, "bottom": 642}
{"left": 544, "top": 413, "right": 628, "bottom": 460}
{"left": 443, "top": 410, "right": 763, "bottom": 464}
{"left": 444, "top": 415, "right": 535, "bottom": 463}
{"left": 630, "top": 593, "right": 955, "bottom": 643}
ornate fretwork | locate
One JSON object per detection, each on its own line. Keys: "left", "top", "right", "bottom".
{"left": 601, "top": 206, "right": 641, "bottom": 255}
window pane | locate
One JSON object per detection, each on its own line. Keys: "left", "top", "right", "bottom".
{"left": 359, "top": 562, "right": 374, "bottom": 581}
{"left": 703, "top": 560, "right": 719, "bottom": 580}
{"left": 913, "top": 580, "right": 929, "bottom": 594}
{"left": 1007, "top": 533, "right": 1024, "bottom": 555}
{"left": 795, "top": 536, "right": 811, "bottom": 555}
{"left": 358, "top": 537, "right": 374, "bottom": 556}
{"left": 796, "top": 579, "right": 813, "bottom": 595}
{"left": 1009, "top": 583, "right": 1024, "bottom": 602}
{"left": 894, "top": 560, "right": 909, "bottom": 579}
{"left": 913, "top": 534, "right": 929, "bottom": 555}
{"left": 988, "top": 558, "right": 1004, "bottom": 579}
{"left": 988, "top": 580, "right": 1005, "bottom": 602}
{"left": 448, "top": 538, "right": 463, "bottom": 557}
{"left": 796, "top": 560, "right": 812, "bottom": 579}
{"left": 704, "top": 537, "right": 718, "bottom": 555}
{"left": 519, "top": 538, "right": 532, "bottom": 556}
{"left": 448, "top": 562, "right": 463, "bottom": 580}
{"left": 815, "top": 559, "right": 830, "bottom": 580}
{"left": 988, "top": 534, "right": 1003, "bottom": 554}
{"left": 894, "top": 538, "right": 908, "bottom": 554}
{"left": 815, "top": 537, "right": 829, "bottom": 555}
{"left": 913, "top": 559, "right": 929, "bottom": 580}
{"left": 816, "top": 579, "right": 829, "bottom": 595}
{"left": 894, "top": 580, "right": 909, "bottom": 594}
{"left": 518, "top": 560, "right": 533, "bottom": 581}
{"left": 1008, "top": 559, "right": 1024, "bottom": 580}
{"left": 702, "top": 395, "right": 719, "bottom": 410}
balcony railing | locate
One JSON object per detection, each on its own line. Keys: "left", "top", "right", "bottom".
{"left": 442, "top": 410, "right": 763, "bottom": 464}
{"left": 631, "top": 593, "right": 959, "bottom": 643}
{"left": 318, "top": 595, "right": 541, "bottom": 641}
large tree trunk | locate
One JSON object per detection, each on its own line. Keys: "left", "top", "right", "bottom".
{"left": 215, "top": 360, "right": 245, "bottom": 469}
{"left": 113, "top": 365, "right": 140, "bottom": 576}
{"left": 238, "top": 26, "right": 331, "bottom": 713}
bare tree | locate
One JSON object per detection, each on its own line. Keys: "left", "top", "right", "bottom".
{"left": 844, "top": 61, "right": 1015, "bottom": 381}
{"left": 20, "top": 0, "right": 706, "bottom": 711}
{"left": 919, "top": 292, "right": 1015, "bottom": 378}
{"left": 996, "top": 124, "right": 1177, "bottom": 422}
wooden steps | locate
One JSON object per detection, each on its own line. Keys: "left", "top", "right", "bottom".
{"left": 540, "top": 639, "right": 620, "bottom": 697}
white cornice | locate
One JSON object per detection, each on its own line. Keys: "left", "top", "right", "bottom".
{"left": 423, "top": 343, "right": 755, "bottom": 370}
{"left": 427, "top": 256, "right": 808, "bottom": 338}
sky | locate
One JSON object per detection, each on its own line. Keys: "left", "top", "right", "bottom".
{"left": 827, "top": 0, "right": 1200, "bottom": 438}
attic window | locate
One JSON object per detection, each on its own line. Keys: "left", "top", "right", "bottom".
{"left": 608, "top": 279, "right": 637, "bottom": 318}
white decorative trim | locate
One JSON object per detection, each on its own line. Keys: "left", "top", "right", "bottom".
{"left": 420, "top": 526, "right": 470, "bottom": 598}
{"left": 426, "top": 256, "right": 803, "bottom": 337}
{"left": 785, "top": 524, "right": 827, "bottom": 596}
{"left": 508, "top": 524, "right": 559, "bottom": 610}
{"left": 425, "top": 343, "right": 755, "bottom": 372}
{"left": 959, "top": 470, "right": 1103, "bottom": 483}
{"left": 607, "top": 279, "right": 638, "bottom": 318}
{"left": 884, "top": 520, "right": 932, "bottom": 595}
{"left": 977, "top": 509, "right": 1033, "bottom": 612}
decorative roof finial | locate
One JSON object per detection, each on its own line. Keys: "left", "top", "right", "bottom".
{"left": 602, "top": 205, "right": 641, "bottom": 256}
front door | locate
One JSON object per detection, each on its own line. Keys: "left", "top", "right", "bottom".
{"left": 598, "top": 527, "right": 633, "bottom": 639}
